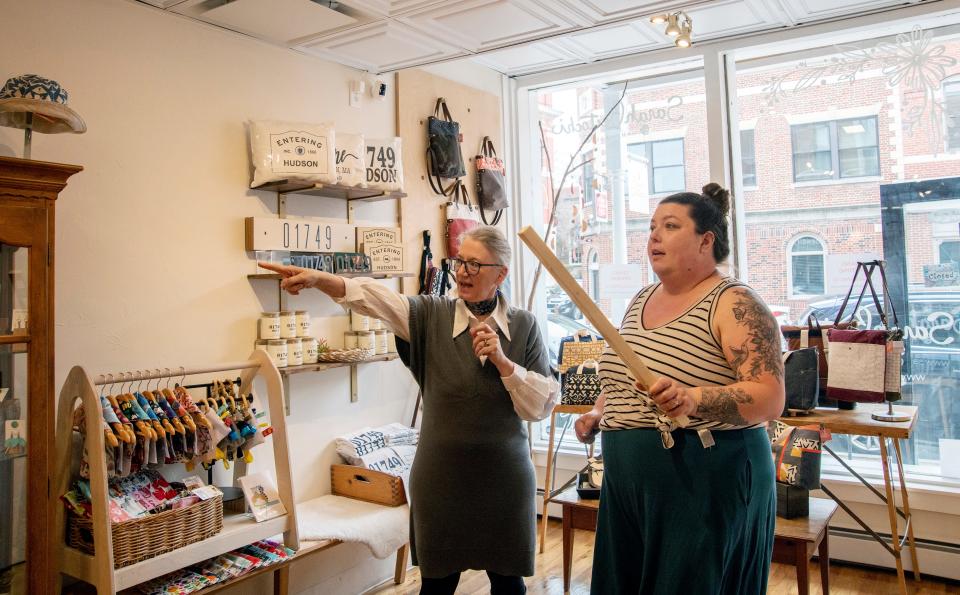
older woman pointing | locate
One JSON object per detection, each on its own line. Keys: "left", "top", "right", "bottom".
{"left": 260, "top": 225, "right": 558, "bottom": 595}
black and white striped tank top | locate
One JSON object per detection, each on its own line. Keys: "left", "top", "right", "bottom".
{"left": 599, "top": 277, "right": 762, "bottom": 437}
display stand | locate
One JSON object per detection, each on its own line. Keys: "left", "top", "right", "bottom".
{"left": 54, "top": 350, "right": 299, "bottom": 594}
{"left": 537, "top": 403, "right": 594, "bottom": 553}
{"left": 248, "top": 181, "right": 411, "bottom": 410}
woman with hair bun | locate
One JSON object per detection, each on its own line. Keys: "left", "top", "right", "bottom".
{"left": 575, "top": 183, "right": 784, "bottom": 594}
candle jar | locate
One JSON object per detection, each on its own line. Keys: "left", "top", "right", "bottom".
{"left": 296, "top": 310, "right": 311, "bottom": 337}
{"left": 259, "top": 312, "right": 281, "bottom": 340}
{"left": 266, "top": 339, "right": 288, "bottom": 368}
{"left": 350, "top": 310, "right": 369, "bottom": 332}
{"left": 374, "top": 329, "right": 388, "bottom": 355}
{"left": 287, "top": 338, "right": 303, "bottom": 366}
{"left": 279, "top": 311, "right": 297, "bottom": 338}
{"left": 304, "top": 338, "right": 319, "bottom": 363}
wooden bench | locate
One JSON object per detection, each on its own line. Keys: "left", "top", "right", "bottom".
{"left": 773, "top": 498, "right": 839, "bottom": 595}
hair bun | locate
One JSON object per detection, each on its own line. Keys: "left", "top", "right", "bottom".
{"left": 701, "top": 182, "right": 730, "bottom": 215}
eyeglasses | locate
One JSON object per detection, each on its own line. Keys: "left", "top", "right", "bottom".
{"left": 450, "top": 258, "right": 504, "bottom": 276}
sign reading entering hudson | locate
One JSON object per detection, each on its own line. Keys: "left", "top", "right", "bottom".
{"left": 367, "top": 244, "right": 404, "bottom": 273}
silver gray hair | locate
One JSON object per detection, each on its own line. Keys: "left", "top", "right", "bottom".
{"left": 459, "top": 225, "right": 512, "bottom": 266}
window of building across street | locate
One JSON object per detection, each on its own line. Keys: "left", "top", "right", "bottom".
{"left": 741, "top": 129, "right": 757, "bottom": 187}
{"left": 789, "top": 235, "right": 826, "bottom": 296}
{"left": 791, "top": 117, "right": 880, "bottom": 181}
{"left": 627, "top": 138, "right": 685, "bottom": 195}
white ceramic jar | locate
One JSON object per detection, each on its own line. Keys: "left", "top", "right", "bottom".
{"left": 304, "top": 338, "right": 319, "bottom": 363}
{"left": 350, "top": 310, "right": 369, "bottom": 332}
{"left": 386, "top": 330, "right": 397, "bottom": 353}
{"left": 374, "top": 329, "right": 388, "bottom": 355}
{"left": 287, "top": 338, "right": 303, "bottom": 366}
{"left": 296, "top": 310, "right": 311, "bottom": 337}
{"left": 266, "top": 339, "right": 288, "bottom": 368}
{"left": 279, "top": 311, "right": 297, "bottom": 338}
{"left": 355, "top": 330, "right": 375, "bottom": 350}
{"left": 259, "top": 312, "right": 281, "bottom": 340}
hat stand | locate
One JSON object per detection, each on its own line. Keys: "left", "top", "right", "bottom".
{"left": 22, "top": 112, "right": 33, "bottom": 159}
{"left": 872, "top": 400, "right": 911, "bottom": 422}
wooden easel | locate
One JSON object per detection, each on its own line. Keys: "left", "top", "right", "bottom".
{"left": 538, "top": 404, "right": 595, "bottom": 553}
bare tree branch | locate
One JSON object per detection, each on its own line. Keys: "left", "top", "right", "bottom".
{"left": 526, "top": 81, "right": 629, "bottom": 311}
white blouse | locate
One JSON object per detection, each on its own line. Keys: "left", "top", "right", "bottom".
{"left": 336, "top": 278, "right": 559, "bottom": 421}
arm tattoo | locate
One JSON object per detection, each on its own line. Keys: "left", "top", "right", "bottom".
{"left": 698, "top": 387, "right": 753, "bottom": 425}
{"left": 730, "top": 290, "right": 783, "bottom": 381}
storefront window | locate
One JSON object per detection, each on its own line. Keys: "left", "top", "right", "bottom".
{"left": 530, "top": 69, "right": 709, "bottom": 448}
{"left": 734, "top": 25, "right": 960, "bottom": 470}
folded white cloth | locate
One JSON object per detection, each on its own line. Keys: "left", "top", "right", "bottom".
{"left": 296, "top": 495, "right": 409, "bottom": 559}
{"left": 336, "top": 423, "right": 418, "bottom": 464}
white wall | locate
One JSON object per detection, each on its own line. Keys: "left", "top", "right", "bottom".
{"left": 0, "top": 0, "right": 500, "bottom": 592}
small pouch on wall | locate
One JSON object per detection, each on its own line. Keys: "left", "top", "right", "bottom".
{"left": 782, "top": 348, "right": 819, "bottom": 413}
{"left": 561, "top": 360, "right": 601, "bottom": 406}
{"left": 248, "top": 120, "right": 337, "bottom": 188}
{"left": 768, "top": 420, "right": 827, "bottom": 491}
{"left": 444, "top": 180, "right": 480, "bottom": 258}
{"left": 475, "top": 136, "right": 507, "bottom": 225}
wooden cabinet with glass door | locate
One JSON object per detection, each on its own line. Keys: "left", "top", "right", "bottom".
{"left": 0, "top": 156, "right": 82, "bottom": 595}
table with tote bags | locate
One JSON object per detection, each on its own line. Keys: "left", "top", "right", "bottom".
{"left": 778, "top": 261, "right": 919, "bottom": 595}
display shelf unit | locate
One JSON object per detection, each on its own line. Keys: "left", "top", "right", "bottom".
{"left": 54, "top": 351, "right": 299, "bottom": 595}
{"left": 279, "top": 353, "right": 399, "bottom": 377}
{"left": 248, "top": 182, "right": 407, "bottom": 410}
{"left": 248, "top": 272, "right": 414, "bottom": 281}
{"left": 252, "top": 180, "right": 405, "bottom": 203}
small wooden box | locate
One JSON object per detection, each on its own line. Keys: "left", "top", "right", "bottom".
{"left": 331, "top": 464, "right": 407, "bottom": 507}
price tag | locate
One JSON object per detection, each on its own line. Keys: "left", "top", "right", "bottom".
{"left": 245, "top": 217, "right": 355, "bottom": 253}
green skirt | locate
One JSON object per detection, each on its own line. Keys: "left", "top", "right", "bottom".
{"left": 591, "top": 427, "right": 775, "bottom": 595}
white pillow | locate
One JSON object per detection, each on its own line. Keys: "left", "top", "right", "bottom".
{"left": 249, "top": 120, "right": 337, "bottom": 188}
{"left": 336, "top": 133, "right": 366, "bottom": 187}
{"left": 365, "top": 137, "right": 404, "bottom": 192}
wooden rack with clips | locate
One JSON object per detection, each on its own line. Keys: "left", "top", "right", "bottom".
{"left": 54, "top": 351, "right": 299, "bottom": 594}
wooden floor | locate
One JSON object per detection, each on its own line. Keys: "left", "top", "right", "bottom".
{"left": 368, "top": 519, "right": 957, "bottom": 595}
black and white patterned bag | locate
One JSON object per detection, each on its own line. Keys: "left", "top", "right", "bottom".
{"left": 561, "top": 360, "right": 601, "bottom": 406}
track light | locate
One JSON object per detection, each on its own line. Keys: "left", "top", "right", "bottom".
{"left": 664, "top": 14, "right": 681, "bottom": 36}
{"left": 675, "top": 22, "right": 692, "bottom": 48}
{"left": 654, "top": 11, "right": 693, "bottom": 48}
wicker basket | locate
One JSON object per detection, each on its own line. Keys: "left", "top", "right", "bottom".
{"left": 316, "top": 348, "right": 375, "bottom": 363}
{"left": 67, "top": 495, "right": 223, "bottom": 568}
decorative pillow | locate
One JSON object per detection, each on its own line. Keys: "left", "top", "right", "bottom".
{"left": 335, "top": 132, "right": 366, "bottom": 187}
{"left": 249, "top": 120, "right": 336, "bottom": 188}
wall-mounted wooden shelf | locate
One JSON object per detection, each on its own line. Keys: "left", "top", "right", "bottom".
{"left": 248, "top": 272, "right": 414, "bottom": 281}
{"left": 279, "top": 353, "right": 399, "bottom": 377}
{"left": 251, "top": 180, "right": 406, "bottom": 203}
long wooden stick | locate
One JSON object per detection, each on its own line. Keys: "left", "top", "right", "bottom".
{"left": 518, "top": 226, "right": 689, "bottom": 426}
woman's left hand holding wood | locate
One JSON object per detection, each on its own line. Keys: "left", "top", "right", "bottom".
{"left": 642, "top": 377, "right": 700, "bottom": 419}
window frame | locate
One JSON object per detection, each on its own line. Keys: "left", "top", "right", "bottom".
{"left": 790, "top": 116, "right": 880, "bottom": 182}
{"left": 740, "top": 128, "right": 758, "bottom": 188}
{"left": 943, "top": 76, "right": 960, "bottom": 152}
{"left": 627, "top": 138, "right": 686, "bottom": 196}
{"left": 787, "top": 234, "right": 827, "bottom": 298}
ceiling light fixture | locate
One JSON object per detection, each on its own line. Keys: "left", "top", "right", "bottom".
{"left": 664, "top": 14, "right": 681, "bottom": 36}
{"left": 653, "top": 11, "right": 694, "bottom": 48}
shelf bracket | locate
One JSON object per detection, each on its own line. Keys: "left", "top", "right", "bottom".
{"left": 350, "top": 364, "right": 359, "bottom": 403}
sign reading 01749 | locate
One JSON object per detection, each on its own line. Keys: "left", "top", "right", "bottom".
{"left": 245, "top": 216, "right": 355, "bottom": 253}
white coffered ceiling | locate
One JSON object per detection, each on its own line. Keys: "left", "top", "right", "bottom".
{"left": 138, "top": 0, "right": 931, "bottom": 76}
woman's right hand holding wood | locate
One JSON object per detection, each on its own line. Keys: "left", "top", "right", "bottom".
{"left": 575, "top": 407, "right": 602, "bottom": 444}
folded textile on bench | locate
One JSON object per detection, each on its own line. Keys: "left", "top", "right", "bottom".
{"left": 296, "top": 494, "right": 409, "bottom": 559}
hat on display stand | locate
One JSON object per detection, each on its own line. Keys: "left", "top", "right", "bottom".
{"left": 0, "top": 74, "right": 86, "bottom": 159}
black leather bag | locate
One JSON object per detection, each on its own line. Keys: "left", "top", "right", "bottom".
{"left": 782, "top": 348, "right": 819, "bottom": 413}
{"left": 476, "top": 136, "right": 507, "bottom": 225}
{"left": 426, "top": 98, "right": 465, "bottom": 195}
